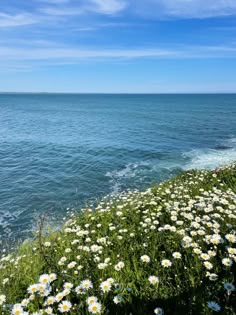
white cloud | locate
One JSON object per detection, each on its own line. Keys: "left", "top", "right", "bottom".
{"left": 39, "top": 0, "right": 126, "bottom": 16}
{"left": 0, "top": 47, "right": 174, "bottom": 60}
{"left": 0, "top": 13, "right": 37, "bottom": 27}
{"left": 39, "top": 6, "right": 84, "bottom": 16}
{"left": 2, "top": 0, "right": 236, "bottom": 25}
{"left": 0, "top": 44, "right": 236, "bottom": 63}
{"left": 38, "top": 0, "right": 70, "bottom": 3}
{"left": 89, "top": 0, "right": 127, "bottom": 14}
{"left": 129, "top": 0, "right": 236, "bottom": 18}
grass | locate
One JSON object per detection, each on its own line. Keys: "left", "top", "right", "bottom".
{"left": 0, "top": 164, "right": 236, "bottom": 315}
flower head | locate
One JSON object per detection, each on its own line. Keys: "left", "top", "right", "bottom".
{"left": 58, "top": 301, "right": 72, "bottom": 313}
{"left": 148, "top": 276, "right": 159, "bottom": 285}
{"left": 161, "top": 259, "right": 172, "bottom": 268}
{"left": 100, "top": 281, "right": 111, "bottom": 293}
{"left": 154, "top": 307, "right": 164, "bottom": 314}
{"left": 86, "top": 296, "right": 98, "bottom": 305}
{"left": 39, "top": 274, "right": 50, "bottom": 284}
{"left": 11, "top": 304, "right": 24, "bottom": 315}
{"left": 81, "top": 279, "right": 93, "bottom": 290}
{"left": 140, "top": 255, "right": 151, "bottom": 263}
{"left": 224, "top": 282, "right": 235, "bottom": 292}
{"left": 113, "top": 295, "right": 123, "bottom": 304}
{"left": 207, "top": 301, "right": 221, "bottom": 312}
{"left": 88, "top": 302, "right": 102, "bottom": 314}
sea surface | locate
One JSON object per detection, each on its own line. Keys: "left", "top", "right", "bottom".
{"left": 0, "top": 93, "right": 236, "bottom": 241}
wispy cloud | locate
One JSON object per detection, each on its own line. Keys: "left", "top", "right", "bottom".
{"left": 129, "top": 0, "right": 236, "bottom": 19}
{"left": 2, "top": 0, "right": 236, "bottom": 29}
{"left": 0, "top": 13, "right": 37, "bottom": 27}
{"left": 0, "top": 46, "right": 174, "bottom": 60}
{"left": 39, "top": 6, "right": 84, "bottom": 16}
{"left": 1, "top": 43, "right": 236, "bottom": 66}
{"left": 89, "top": 0, "right": 127, "bottom": 14}
{"left": 39, "top": 0, "right": 126, "bottom": 17}
{"left": 38, "top": 0, "right": 71, "bottom": 4}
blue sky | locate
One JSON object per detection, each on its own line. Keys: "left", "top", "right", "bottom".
{"left": 0, "top": 0, "right": 236, "bottom": 92}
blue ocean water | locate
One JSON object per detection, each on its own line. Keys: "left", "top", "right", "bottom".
{"left": 0, "top": 93, "right": 236, "bottom": 240}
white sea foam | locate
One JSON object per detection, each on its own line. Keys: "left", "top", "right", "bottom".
{"left": 106, "top": 139, "right": 236, "bottom": 194}
{"left": 106, "top": 162, "right": 150, "bottom": 193}
{"left": 184, "top": 148, "right": 236, "bottom": 170}
{"left": 106, "top": 162, "right": 149, "bottom": 180}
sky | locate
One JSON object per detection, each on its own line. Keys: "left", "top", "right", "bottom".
{"left": 0, "top": 0, "right": 236, "bottom": 93}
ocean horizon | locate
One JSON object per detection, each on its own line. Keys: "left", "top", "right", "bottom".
{"left": 1, "top": 93, "right": 236, "bottom": 241}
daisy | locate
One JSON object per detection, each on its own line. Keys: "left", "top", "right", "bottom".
{"left": 39, "top": 274, "right": 50, "bottom": 284}
{"left": 148, "top": 276, "right": 159, "bottom": 285}
{"left": 207, "top": 301, "right": 221, "bottom": 312}
{"left": 46, "top": 296, "right": 55, "bottom": 305}
{"left": 81, "top": 279, "right": 93, "bottom": 290}
{"left": 208, "top": 273, "right": 218, "bottom": 281}
{"left": 113, "top": 295, "right": 123, "bottom": 304}
{"left": 55, "top": 292, "right": 65, "bottom": 302}
{"left": 114, "top": 261, "right": 125, "bottom": 271}
{"left": 88, "top": 302, "right": 102, "bottom": 314}
{"left": 49, "top": 273, "right": 57, "bottom": 282}
{"left": 75, "top": 285, "right": 86, "bottom": 295}
{"left": 58, "top": 301, "right": 72, "bottom": 313}
{"left": 224, "top": 282, "right": 235, "bottom": 292}
{"left": 172, "top": 252, "right": 182, "bottom": 259}
{"left": 37, "top": 283, "right": 46, "bottom": 292}
{"left": 222, "top": 258, "right": 233, "bottom": 267}
{"left": 27, "top": 284, "right": 38, "bottom": 294}
{"left": 45, "top": 307, "right": 53, "bottom": 314}
{"left": 225, "top": 234, "right": 236, "bottom": 243}
{"left": 63, "top": 282, "right": 73, "bottom": 290}
{"left": 11, "top": 304, "right": 24, "bottom": 315}
{"left": 161, "top": 259, "right": 172, "bottom": 268}
{"left": 203, "top": 261, "right": 213, "bottom": 270}
{"left": 107, "top": 277, "right": 115, "bottom": 284}
{"left": 154, "top": 307, "right": 164, "bottom": 314}
{"left": 86, "top": 296, "right": 98, "bottom": 305}
{"left": 100, "top": 281, "right": 111, "bottom": 293}
{"left": 140, "top": 255, "right": 151, "bottom": 263}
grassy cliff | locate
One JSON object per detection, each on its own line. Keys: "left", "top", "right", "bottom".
{"left": 0, "top": 165, "right": 236, "bottom": 315}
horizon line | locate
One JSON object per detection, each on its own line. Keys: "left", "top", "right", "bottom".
{"left": 1, "top": 92, "right": 236, "bottom": 95}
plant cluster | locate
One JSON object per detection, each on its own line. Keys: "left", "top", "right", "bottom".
{"left": 0, "top": 165, "right": 236, "bottom": 314}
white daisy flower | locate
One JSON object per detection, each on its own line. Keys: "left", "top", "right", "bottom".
{"left": 11, "top": 304, "right": 24, "bottom": 315}
{"left": 172, "top": 252, "right": 182, "bottom": 259}
{"left": 58, "top": 301, "right": 72, "bottom": 313}
{"left": 154, "top": 307, "right": 164, "bottom": 314}
{"left": 148, "top": 276, "right": 159, "bottom": 285}
{"left": 140, "top": 255, "right": 151, "bottom": 263}
{"left": 161, "top": 259, "right": 172, "bottom": 268}
{"left": 81, "top": 279, "right": 93, "bottom": 290}
{"left": 88, "top": 301, "right": 102, "bottom": 314}
{"left": 100, "top": 281, "right": 111, "bottom": 293}
{"left": 86, "top": 296, "right": 98, "bottom": 305}
{"left": 27, "top": 284, "right": 38, "bottom": 294}
{"left": 39, "top": 274, "right": 50, "bottom": 284}
{"left": 222, "top": 258, "right": 233, "bottom": 267}
{"left": 113, "top": 295, "right": 123, "bottom": 304}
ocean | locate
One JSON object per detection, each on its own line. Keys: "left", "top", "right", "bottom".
{"left": 0, "top": 93, "right": 236, "bottom": 241}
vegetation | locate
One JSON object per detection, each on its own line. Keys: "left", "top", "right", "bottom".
{"left": 0, "top": 164, "right": 236, "bottom": 315}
